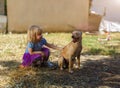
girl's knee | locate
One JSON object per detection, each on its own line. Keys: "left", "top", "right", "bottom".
{"left": 42, "top": 48, "right": 50, "bottom": 56}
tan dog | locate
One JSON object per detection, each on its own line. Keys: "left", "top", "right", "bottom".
{"left": 58, "top": 30, "right": 82, "bottom": 73}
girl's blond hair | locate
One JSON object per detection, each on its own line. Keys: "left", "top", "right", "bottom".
{"left": 27, "top": 25, "right": 43, "bottom": 43}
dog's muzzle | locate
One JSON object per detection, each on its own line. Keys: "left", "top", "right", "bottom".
{"left": 72, "top": 35, "right": 79, "bottom": 39}
{"left": 72, "top": 36, "right": 79, "bottom": 43}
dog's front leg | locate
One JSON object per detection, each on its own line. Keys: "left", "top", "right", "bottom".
{"left": 58, "top": 56, "right": 64, "bottom": 70}
{"left": 69, "top": 58, "right": 74, "bottom": 73}
{"left": 77, "top": 54, "right": 81, "bottom": 69}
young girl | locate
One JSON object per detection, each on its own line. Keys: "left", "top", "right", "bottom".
{"left": 20, "top": 25, "right": 60, "bottom": 68}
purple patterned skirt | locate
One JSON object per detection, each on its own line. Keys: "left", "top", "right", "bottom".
{"left": 21, "top": 47, "right": 50, "bottom": 66}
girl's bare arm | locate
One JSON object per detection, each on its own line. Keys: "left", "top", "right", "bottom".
{"left": 28, "top": 48, "right": 45, "bottom": 56}
{"left": 45, "top": 43, "right": 62, "bottom": 50}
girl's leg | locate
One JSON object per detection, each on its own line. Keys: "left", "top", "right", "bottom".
{"left": 21, "top": 53, "right": 42, "bottom": 67}
{"left": 41, "top": 47, "right": 55, "bottom": 68}
{"left": 20, "top": 48, "right": 50, "bottom": 67}
{"left": 21, "top": 53, "right": 31, "bottom": 66}
{"left": 41, "top": 47, "right": 50, "bottom": 61}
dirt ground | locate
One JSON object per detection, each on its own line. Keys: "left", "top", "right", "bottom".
{"left": 0, "top": 54, "right": 120, "bottom": 88}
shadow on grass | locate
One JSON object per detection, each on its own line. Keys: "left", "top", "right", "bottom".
{"left": 0, "top": 60, "right": 20, "bottom": 76}
{"left": 7, "top": 55, "right": 120, "bottom": 88}
{"left": 0, "top": 60, "right": 20, "bottom": 68}
{"left": 80, "top": 55, "right": 120, "bottom": 88}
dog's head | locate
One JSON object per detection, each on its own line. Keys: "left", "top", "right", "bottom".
{"left": 72, "top": 31, "right": 82, "bottom": 43}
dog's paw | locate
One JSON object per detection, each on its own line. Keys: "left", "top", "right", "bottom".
{"left": 60, "top": 68, "right": 63, "bottom": 70}
{"left": 69, "top": 70, "right": 73, "bottom": 73}
{"left": 74, "top": 65, "right": 80, "bottom": 69}
{"left": 77, "top": 66, "right": 80, "bottom": 69}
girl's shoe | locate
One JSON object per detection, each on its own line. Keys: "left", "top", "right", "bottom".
{"left": 19, "top": 64, "right": 25, "bottom": 68}
{"left": 46, "top": 61, "right": 54, "bottom": 67}
{"left": 46, "top": 61, "right": 57, "bottom": 70}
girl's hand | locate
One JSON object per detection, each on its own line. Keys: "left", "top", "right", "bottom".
{"left": 46, "top": 43, "right": 62, "bottom": 50}
{"left": 40, "top": 51, "right": 45, "bottom": 57}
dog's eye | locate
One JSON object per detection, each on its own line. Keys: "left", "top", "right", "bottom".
{"left": 72, "top": 36, "right": 74, "bottom": 38}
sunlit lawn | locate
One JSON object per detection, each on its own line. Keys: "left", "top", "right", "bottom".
{"left": 0, "top": 32, "right": 120, "bottom": 58}
{"left": 0, "top": 32, "right": 120, "bottom": 87}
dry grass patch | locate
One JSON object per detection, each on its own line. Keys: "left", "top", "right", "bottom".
{"left": 0, "top": 32, "right": 120, "bottom": 88}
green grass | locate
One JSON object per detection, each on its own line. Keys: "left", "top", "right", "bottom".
{"left": 82, "top": 33, "right": 120, "bottom": 55}
{"left": 44, "top": 32, "right": 120, "bottom": 55}
{"left": 0, "top": 33, "right": 119, "bottom": 58}
{"left": 45, "top": 33, "right": 120, "bottom": 55}
{"left": 0, "top": 32, "right": 120, "bottom": 88}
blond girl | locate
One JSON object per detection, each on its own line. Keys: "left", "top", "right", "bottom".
{"left": 20, "top": 25, "right": 60, "bottom": 68}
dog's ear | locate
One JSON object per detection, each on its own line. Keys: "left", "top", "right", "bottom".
{"left": 78, "top": 31, "right": 82, "bottom": 40}
{"left": 79, "top": 31, "right": 82, "bottom": 36}
{"left": 74, "top": 29, "right": 82, "bottom": 35}
{"left": 77, "top": 31, "right": 82, "bottom": 37}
